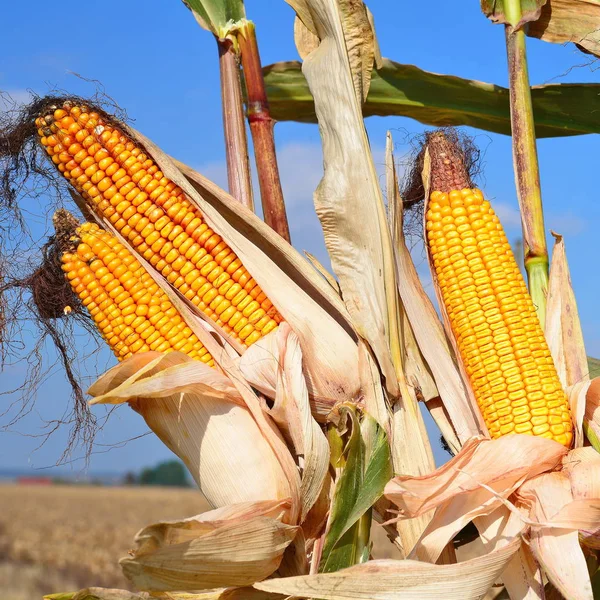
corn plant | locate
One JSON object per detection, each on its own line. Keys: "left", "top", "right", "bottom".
{"left": 0, "top": 0, "right": 600, "bottom": 599}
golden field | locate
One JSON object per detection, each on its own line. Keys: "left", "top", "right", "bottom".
{"left": 0, "top": 483, "right": 211, "bottom": 599}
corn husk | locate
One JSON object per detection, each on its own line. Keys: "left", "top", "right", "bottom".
{"left": 89, "top": 353, "right": 298, "bottom": 519}
{"left": 384, "top": 436, "right": 567, "bottom": 563}
{"left": 289, "top": 0, "right": 400, "bottom": 397}
{"left": 119, "top": 501, "right": 298, "bottom": 592}
{"left": 254, "top": 537, "right": 521, "bottom": 599}
{"left": 517, "top": 472, "right": 594, "bottom": 600}
{"left": 475, "top": 506, "right": 544, "bottom": 599}
{"left": 545, "top": 232, "right": 589, "bottom": 389}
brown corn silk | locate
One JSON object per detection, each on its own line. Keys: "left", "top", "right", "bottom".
{"left": 35, "top": 100, "right": 282, "bottom": 348}
{"left": 424, "top": 133, "right": 572, "bottom": 446}
{"left": 56, "top": 211, "right": 213, "bottom": 365}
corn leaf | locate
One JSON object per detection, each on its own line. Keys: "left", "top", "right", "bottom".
{"left": 480, "top": 0, "right": 547, "bottom": 27}
{"left": 183, "top": 0, "right": 246, "bottom": 36}
{"left": 320, "top": 409, "right": 392, "bottom": 572}
{"left": 528, "top": 0, "right": 600, "bottom": 58}
{"left": 255, "top": 537, "right": 521, "bottom": 599}
{"left": 263, "top": 59, "right": 600, "bottom": 137}
{"left": 289, "top": 0, "right": 401, "bottom": 396}
{"left": 583, "top": 379, "right": 600, "bottom": 453}
{"left": 545, "top": 232, "right": 589, "bottom": 389}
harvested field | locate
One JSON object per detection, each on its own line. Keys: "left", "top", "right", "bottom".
{"left": 0, "top": 483, "right": 210, "bottom": 599}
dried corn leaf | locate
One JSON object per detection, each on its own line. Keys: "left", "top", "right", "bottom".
{"left": 567, "top": 380, "right": 590, "bottom": 448}
{"left": 44, "top": 591, "right": 148, "bottom": 600}
{"left": 120, "top": 512, "right": 297, "bottom": 592}
{"left": 475, "top": 507, "right": 544, "bottom": 599}
{"left": 272, "top": 324, "right": 329, "bottom": 521}
{"left": 89, "top": 353, "right": 296, "bottom": 516}
{"left": 528, "top": 0, "right": 600, "bottom": 58}
{"left": 255, "top": 537, "right": 520, "bottom": 598}
{"left": 293, "top": 0, "right": 400, "bottom": 396}
{"left": 480, "top": 0, "right": 547, "bottom": 28}
{"left": 385, "top": 436, "right": 567, "bottom": 562}
{"left": 545, "top": 232, "right": 589, "bottom": 389}
{"left": 294, "top": 15, "right": 320, "bottom": 58}
{"left": 517, "top": 472, "right": 593, "bottom": 600}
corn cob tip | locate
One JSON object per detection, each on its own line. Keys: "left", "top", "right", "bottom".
{"left": 425, "top": 131, "right": 473, "bottom": 194}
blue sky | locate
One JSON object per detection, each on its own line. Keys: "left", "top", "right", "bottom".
{"left": 0, "top": 1, "right": 597, "bottom": 474}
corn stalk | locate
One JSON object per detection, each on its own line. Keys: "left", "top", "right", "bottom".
{"left": 237, "top": 21, "right": 291, "bottom": 242}
{"left": 503, "top": 0, "right": 549, "bottom": 326}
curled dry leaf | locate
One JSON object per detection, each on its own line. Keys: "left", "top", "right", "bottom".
{"left": 89, "top": 353, "right": 296, "bottom": 517}
{"left": 120, "top": 503, "right": 298, "bottom": 592}
{"left": 384, "top": 436, "right": 567, "bottom": 562}
{"left": 528, "top": 0, "right": 600, "bottom": 58}
{"left": 517, "top": 472, "right": 594, "bottom": 600}
{"left": 254, "top": 537, "right": 521, "bottom": 599}
{"left": 545, "top": 232, "right": 589, "bottom": 390}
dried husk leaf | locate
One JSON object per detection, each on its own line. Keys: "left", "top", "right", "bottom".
{"left": 171, "top": 158, "right": 362, "bottom": 418}
{"left": 567, "top": 379, "right": 591, "bottom": 448}
{"left": 254, "top": 537, "right": 521, "bottom": 599}
{"left": 120, "top": 510, "right": 298, "bottom": 592}
{"left": 271, "top": 324, "right": 330, "bottom": 521}
{"left": 385, "top": 132, "right": 460, "bottom": 455}
{"left": 583, "top": 378, "right": 600, "bottom": 451}
{"left": 475, "top": 506, "right": 544, "bottom": 600}
{"left": 337, "top": 0, "right": 376, "bottom": 104}
{"left": 384, "top": 436, "right": 567, "bottom": 563}
{"left": 517, "top": 472, "right": 594, "bottom": 600}
{"left": 545, "top": 232, "right": 589, "bottom": 389}
{"left": 89, "top": 353, "right": 296, "bottom": 516}
{"left": 528, "top": 0, "right": 600, "bottom": 58}
{"left": 358, "top": 341, "right": 390, "bottom": 434}
{"left": 303, "top": 251, "right": 341, "bottom": 295}
{"left": 44, "top": 590, "right": 148, "bottom": 600}
{"left": 294, "top": 15, "right": 320, "bottom": 58}
{"left": 295, "top": 0, "right": 400, "bottom": 397}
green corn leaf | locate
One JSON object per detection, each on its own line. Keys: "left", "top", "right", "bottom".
{"left": 320, "top": 410, "right": 392, "bottom": 573}
{"left": 183, "top": 0, "right": 246, "bottom": 36}
{"left": 263, "top": 59, "right": 600, "bottom": 137}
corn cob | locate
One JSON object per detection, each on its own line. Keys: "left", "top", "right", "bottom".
{"left": 61, "top": 221, "right": 214, "bottom": 365}
{"left": 422, "top": 133, "right": 572, "bottom": 447}
{"left": 35, "top": 101, "right": 282, "bottom": 347}
{"left": 426, "top": 187, "right": 572, "bottom": 447}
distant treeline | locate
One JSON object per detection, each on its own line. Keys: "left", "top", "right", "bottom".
{"left": 123, "top": 459, "right": 191, "bottom": 488}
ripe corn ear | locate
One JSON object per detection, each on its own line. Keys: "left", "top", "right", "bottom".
{"left": 426, "top": 188, "right": 572, "bottom": 447}
{"left": 61, "top": 221, "right": 214, "bottom": 365}
{"left": 36, "top": 101, "right": 282, "bottom": 347}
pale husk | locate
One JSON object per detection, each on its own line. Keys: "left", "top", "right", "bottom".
{"left": 384, "top": 436, "right": 567, "bottom": 563}
{"left": 254, "top": 537, "right": 521, "bottom": 599}
{"left": 89, "top": 353, "right": 296, "bottom": 516}
{"left": 545, "top": 232, "right": 589, "bottom": 389}
{"left": 292, "top": 0, "right": 400, "bottom": 397}
{"left": 517, "top": 472, "right": 593, "bottom": 600}
{"left": 120, "top": 502, "right": 298, "bottom": 592}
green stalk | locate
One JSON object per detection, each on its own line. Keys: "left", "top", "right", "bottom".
{"left": 504, "top": 0, "right": 549, "bottom": 327}
{"left": 237, "top": 21, "right": 291, "bottom": 242}
{"left": 217, "top": 37, "right": 254, "bottom": 210}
